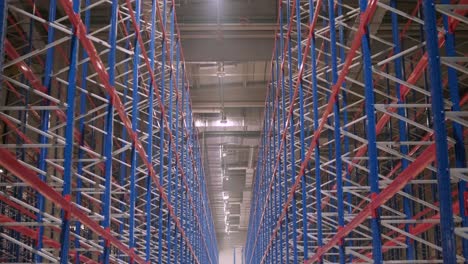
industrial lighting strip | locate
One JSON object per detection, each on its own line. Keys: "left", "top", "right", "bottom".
{"left": 0, "top": 0, "right": 217, "bottom": 263}
{"left": 246, "top": 0, "right": 468, "bottom": 263}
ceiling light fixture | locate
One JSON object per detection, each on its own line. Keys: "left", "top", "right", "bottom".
{"left": 220, "top": 111, "right": 227, "bottom": 124}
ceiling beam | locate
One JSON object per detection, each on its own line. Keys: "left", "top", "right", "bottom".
{"left": 181, "top": 39, "right": 274, "bottom": 61}
{"left": 191, "top": 101, "right": 265, "bottom": 108}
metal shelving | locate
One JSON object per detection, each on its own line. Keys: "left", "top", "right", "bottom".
{"left": 245, "top": 0, "right": 468, "bottom": 263}
{"left": 0, "top": 0, "right": 217, "bottom": 263}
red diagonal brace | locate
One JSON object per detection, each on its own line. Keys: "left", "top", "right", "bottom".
{"left": 0, "top": 148, "right": 146, "bottom": 264}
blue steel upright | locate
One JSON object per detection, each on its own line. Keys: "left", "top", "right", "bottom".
{"left": 360, "top": 0, "right": 383, "bottom": 262}
{"left": 390, "top": 0, "right": 414, "bottom": 259}
{"left": 442, "top": 0, "right": 468, "bottom": 261}
{"left": 59, "top": 0, "right": 80, "bottom": 262}
{"left": 422, "top": 1, "right": 456, "bottom": 263}
{"left": 308, "top": 1, "right": 323, "bottom": 263}
{"left": 36, "top": 1, "right": 56, "bottom": 262}
{"left": 328, "top": 0, "right": 345, "bottom": 262}
{"left": 129, "top": 0, "right": 142, "bottom": 260}
{"left": 101, "top": 0, "right": 118, "bottom": 262}
{"left": 0, "top": 0, "right": 6, "bottom": 77}
{"left": 144, "top": 0, "right": 158, "bottom": 261}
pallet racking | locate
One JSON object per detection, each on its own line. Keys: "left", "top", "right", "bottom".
{"left": 0, "top": 0, "right": 217, "bottom": 263}
{"left": 245, "top": 0, "right": 468, "bottom": 263}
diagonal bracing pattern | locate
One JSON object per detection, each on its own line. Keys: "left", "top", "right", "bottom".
{"left": 0, "top": 0, "right": 217, "bottom": 263}
{"left": 246, "top": 0, "right": 468, "bottom": 263}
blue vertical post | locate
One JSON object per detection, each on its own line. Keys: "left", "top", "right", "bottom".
{"left": 181, "top": 77, "right": 185, "bottom": 261}
{"left": 165, "top": 4, "right": 176, "bottom": 261}
{"left": 60, "top": 0, "right": 80, "bottom": 264}
{"left": 269, "top": 63, "right": 277, "bottom": 264}
{"left": 286, "top": 0, "right": 298, "bottom": 262}
{"left": 390, "top": 0, "right": 414, "bottom": 259}
{"left": 258, "top": 141, "right": 261, "bottom": 263}
{"left": 117, "top": 18, "right": 131, "bottom": 261}
{"left": 267, "top": 86, "right": 273, "bottom": 263}
{"left": 74, "top": 1, "right": 91, "bottom": 262}
{"left": 181, "top": 63, "right": 187, "bottom": 264}
{"left": 263, "top": 97, "right": 267, "bottom": 264}
{"left": 249, "top": 164, "right": 256, "bottom": 262}
{"left": 417, "top": 4, "right": 442, "bottom": 251}
{"left": 266, "top": 100, "right": 271, "bottom": 259}
{"left": 101, "top": 0, "right": 118, "bottom": 262}
{"left": 275, "top": 77, "right": 280, "bottom": 264}
{"left": 234, "top": 247, "right": 236, "bottom": 264}
{"left": 321, "top": 11, "right": 334, "bottom": 250}
{"left": 337, "top": 1, "right": 353, "bottom": 259}
{"left": 36, "top": 1, "right": 56, "bottom": 262}
{"left": 0, "top": 0, "right": 6, "bottom": 77}
{"left": 442, "top": 0, "right": 468, "bottom": 260}
{"left": 186, "top": 96, "right": 194, "bottom": 261}
{"left": 157, "top": 0, "right": 167, "bottom": 261}
{"left": 174, "top": 41, "right": 181, "bottom": 264}
{"left": 309, "top": 0, "right": 322, "bottom": 262}
{"left": 145, "top": 0, "right": 158, "bottom": 261}
{"left": 129, "top": 0, "right": 142, "bottom": 261}
{"left": 59, "top": 0, "right": 80, "bottom": 262}
{"left": 264, "top": 86, "right": 269, "bottom": 264}
{"left": 328, "top": 0, "right": 345, "bottom": 262}
{"left": 181, "top": 126, "right": 187, "bottom": 264}
{"left": 279, "top": 4, "right": 289, "bottom": 260}
{"left": 275, "top": 36, "right": 284, "bottom": 264}
{"left": 422, "top": 1, "right": 456, "bottom": 262}
{"left": 257, "top": 142, "right": 263, "bottom": 264}
{"left": 360, "top": 0, "right": 383, "bottom": 262}
{"left": 337, "top": 0, "right": 352, "bottom": 216}
{"left": 296, "top": 0, "right": 308, "bottom": 258}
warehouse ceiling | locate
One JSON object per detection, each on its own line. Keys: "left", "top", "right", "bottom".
{"left": 175, "top": 0, "right": 468, "bottom": 252}
{"left": 176, "top": 0, "right": 275, "bottom": 250}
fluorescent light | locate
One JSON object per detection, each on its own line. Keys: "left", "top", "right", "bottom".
{"left": 0, "top": 168, "right": 4, "bottom": 173}
{"left": 195, "top": 120, "right": 205, "bottom": 127}
{"left": 222, "top": 152, "right": 227, "bottom": 157}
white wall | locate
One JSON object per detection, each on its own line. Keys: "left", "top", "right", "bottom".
{"left": 219, "top": 247, "right": 244, "bottom": 264}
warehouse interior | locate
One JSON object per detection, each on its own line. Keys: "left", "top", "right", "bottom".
{"left": 0, "top": 0, "right": 468, "bottom": 263}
